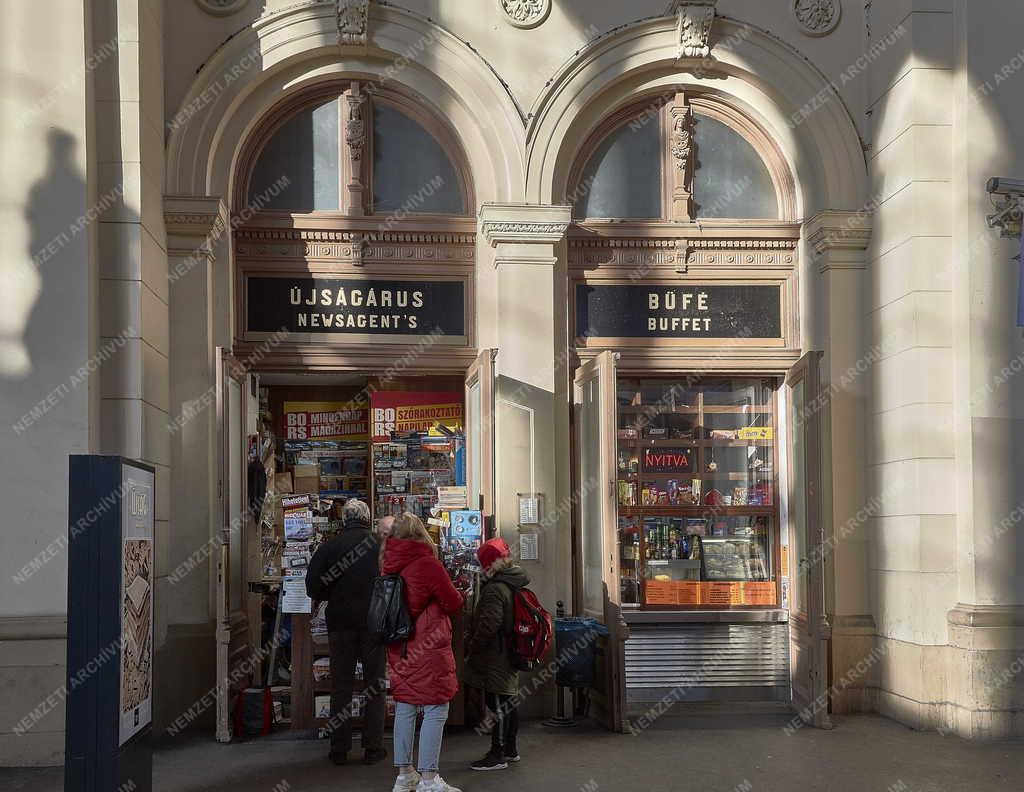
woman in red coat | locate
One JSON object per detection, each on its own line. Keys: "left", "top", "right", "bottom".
{"left": 382, "top": 513, "right": 464, "bottom": 792}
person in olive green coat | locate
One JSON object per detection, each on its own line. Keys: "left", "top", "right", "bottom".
{"left": 465, "top": 538, "right": 528, "bottom": 771}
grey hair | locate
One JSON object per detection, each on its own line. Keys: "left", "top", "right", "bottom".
{"left": 342, "top": 498, "right": 370, "bottom": 523}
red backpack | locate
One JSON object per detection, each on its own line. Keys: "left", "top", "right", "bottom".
{"left": 507, "top": 586, "right": 553, "bottom": 671}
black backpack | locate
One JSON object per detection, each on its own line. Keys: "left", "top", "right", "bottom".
{"left": 367, "top": 574, "right": 414, "bottom": 644}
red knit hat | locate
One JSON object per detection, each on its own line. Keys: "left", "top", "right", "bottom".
{"left": 477, "top": 537, "right": 511, "bottom": 572}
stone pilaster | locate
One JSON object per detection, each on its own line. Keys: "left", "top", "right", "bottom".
{"left": 805, "top": 209, "right": 876, "bottom": 714}
{"left": 160, "top": 196, "right": 227, "bottom": 734}
{"left": 480, "top": 203, "right": 572, "bottom": 716}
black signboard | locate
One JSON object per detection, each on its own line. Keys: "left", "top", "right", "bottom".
{"left": 643, "top": 447, "right": 693, "bottom": 474}
{"left": 575, "top": 284, "right": 782, "bottom": 340}
{"left": 247, "top": 277, "right": 466, "bottom": 338}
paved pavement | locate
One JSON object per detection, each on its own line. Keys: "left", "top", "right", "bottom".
{"left": 3, "top": 712, "right": 1022, "bottom": 791}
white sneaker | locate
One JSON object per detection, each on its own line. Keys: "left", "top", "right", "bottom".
{"left": 416, "top": 776, "right": 462, "bottom": 792}
{"left": 393, "top": 771, "right": 422, "bottom": 792}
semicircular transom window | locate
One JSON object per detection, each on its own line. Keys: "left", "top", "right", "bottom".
{"left": 246, "top": 87, "right": 469, "bottom": 216}
{"left": 372, "top": 102, "right": 466, "bottom": 215}
{"left": 248, "top": 98, "right": 340, "bottom": 212}
{"left": 574, "top": 116, "right": 661, "bottom": 220}
{"left": 692, "top": 115, "right": 777, "bottom": 219}
{"left": 572, "top": 94, "right": 782, "bottom": 222}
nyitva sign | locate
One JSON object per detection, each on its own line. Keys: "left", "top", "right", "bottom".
{"left": 246, "top": 276, "right": 466, "bottom": 338}
{"left": 643, "top": 447, "right": 693, "bottom": 473}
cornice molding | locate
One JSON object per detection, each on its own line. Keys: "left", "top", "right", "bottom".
{"left": 0, "top": 615, "right": 67, "bottom": 640}
{"left": 568, "top": 235, "right": 798, "bottom": 270}
{"left": 234, "top": 227, "right": 475, "bottom": 266}
{"left": 804, "top": 209, "right": 872, "bottom": 254}
{"left": 164, "top": 195, "right": 229, "bottom": 241}
{"left": 948, "top": 603, "right": 1024, "bottom": 629}
{"left": 479, "top": 203, "right": 573, "bottom": 247}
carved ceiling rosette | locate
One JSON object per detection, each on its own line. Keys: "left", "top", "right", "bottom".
{"left": 792, "top": 0, "right": 842, "bottom": 37}
{"left": 194, "top": 0, "right": 248, "bottom": 15}
{"left": 499, "top": 0, "right": 552, "bottom": 30}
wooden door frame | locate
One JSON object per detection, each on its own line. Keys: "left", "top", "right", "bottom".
{"left": 572, "top": 350, "right": 628, "bottom": 731}
{"left": 215, "top": 347, "right": 252, "bottom": 742}
{"left": 465, "top": 348, "right": 496, "bottom": 519}
{"left": 785, "top": 350, "right": 832, "bottom": 728}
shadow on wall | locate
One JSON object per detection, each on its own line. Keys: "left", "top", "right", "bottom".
{"left": 21, "top": 129, "right": 89, "bottom": 385}
{"left": 1, "top": 128, "right": 87, "bottom": 386}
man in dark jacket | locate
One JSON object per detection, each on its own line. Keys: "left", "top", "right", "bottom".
{"left": 465, "top": 538, "right": 529, "bottom": 771}
{"left": 306, "top": 498, "right": 386, "bottom": 765}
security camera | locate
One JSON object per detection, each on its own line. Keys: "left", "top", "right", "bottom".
{"left": 987, "top": 178, "right": 1024, "bottom": 196}
{"left": 986, "top": 177, "right": 1024, "bottom": 238}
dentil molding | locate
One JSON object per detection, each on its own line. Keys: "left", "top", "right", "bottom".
{"left": 234, "top": 227, "right": 476, "bottom": 267}
{"left": 498, "top": 0, "right": 552, "bottom": 30}
{"left": 479, "top": 204, "right": 572, "bottom": 246}
{"left": 792, "top": 0, "right": 841, "bottom": 37}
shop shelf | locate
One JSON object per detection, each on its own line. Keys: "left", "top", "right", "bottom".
{"left": 701, "top": 405, "right": 772, "bottom": 413}
{"left": 619, "top": 505, "right": 774, "bottom": 517}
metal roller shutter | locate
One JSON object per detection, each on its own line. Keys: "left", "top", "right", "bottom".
{"left": 625, "top": 623, "right": 790, "bottom": 704}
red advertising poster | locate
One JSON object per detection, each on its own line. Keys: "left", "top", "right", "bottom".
{"left": 283, "top": 401, "right": 370, "bottom": 441}
{"left": 370, "top": 392, "right": 464, "bottom": 441}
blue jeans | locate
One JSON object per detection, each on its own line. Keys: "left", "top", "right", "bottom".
{"left": 393, "top": 701, "right": 450, "bottom": 773}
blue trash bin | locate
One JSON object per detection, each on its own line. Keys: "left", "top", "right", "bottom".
{"left": 554, "top": 617, "right": 610, "bottom": 688}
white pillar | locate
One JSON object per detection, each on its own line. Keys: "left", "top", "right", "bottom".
{"left": 805, "top": 210, "right": 875, "bottom": 714}
{"left": 480, "top": 203, "right": 573, "bottom": 715}
{"left": 161, "top": 196, "right": 228, "bottom": 732}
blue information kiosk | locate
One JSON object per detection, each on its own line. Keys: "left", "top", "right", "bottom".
{"left": 65, "top": 456, "right": 155, "bottom": 792}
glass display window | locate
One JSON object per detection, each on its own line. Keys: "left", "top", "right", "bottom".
{"left": 615, "top": 376, "right": 780, "bottom": 609}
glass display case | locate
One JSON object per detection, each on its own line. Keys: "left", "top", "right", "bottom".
{"left": 616, "top": 377, "right": 780, "bottom": 609}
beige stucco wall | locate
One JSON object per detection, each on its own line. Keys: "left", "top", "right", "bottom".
{"left": 5, "top": 0, "right": 1024, "bottom": 767}
{"left": 0, "top": 0, "right": 97, "bottom": 767}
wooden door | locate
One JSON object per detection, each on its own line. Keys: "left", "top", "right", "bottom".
{"left": 573, "top": 350, "right": 628, "bottom": 731}
{"left": 785, "top": 351, "right": 832, "bottom": 728}
{"left": 465, "top": 349, "right": 496, "bottom": 517}
{"left": 215, "top": 347, "right": 253, "bottom": 741}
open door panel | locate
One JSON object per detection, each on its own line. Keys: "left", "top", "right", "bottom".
{"left": 573, "top": 350, "right": 628, "bottom": 731}
{"left": 785, "top": 351, "right": 832, "bottom": 729}
{"left": 465, "top": 349, "right": 496, "bottom": 520}
{"left": 215, "top": 347, "right": 255, "bottom": 742}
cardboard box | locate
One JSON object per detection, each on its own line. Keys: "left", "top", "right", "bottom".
{"left": 293, "top": 465, "right": 320, "bottom": 494}
{"left": 274, "top": 471, "right": 293, "bottom": 495}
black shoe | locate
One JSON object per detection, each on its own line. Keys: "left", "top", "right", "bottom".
{"left": 363, "top": 747, "right": 387, "bottom": 765}
{"left": 503, "top": 742, "right": 520, "bottom": 762}
{"left": 329, "top": 751, "right": 348, "bottom": 765}
{"left": 471, "top": 751, "right": 509, "bottom": 771}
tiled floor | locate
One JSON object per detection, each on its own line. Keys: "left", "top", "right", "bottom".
{"left": 3, "top": 712, "right": 1022, "bottom": 791}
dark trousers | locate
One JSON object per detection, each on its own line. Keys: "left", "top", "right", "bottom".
{"left": 486, "top": 692, "right": 519, "bottom": 755}
{"left": 328, "top": 629, "right": 386, "bottom": 755}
